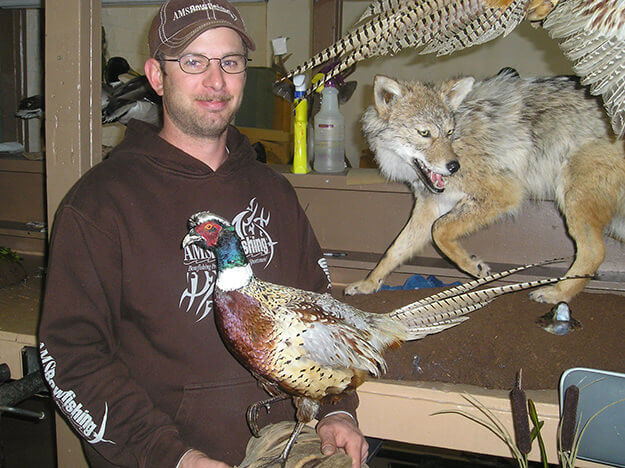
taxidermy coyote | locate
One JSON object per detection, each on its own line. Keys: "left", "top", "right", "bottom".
{"left": 344, "top": 71, "right": 625, "bottom": 304}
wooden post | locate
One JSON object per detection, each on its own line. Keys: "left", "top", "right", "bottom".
{"left": 44, "top": 0, "right": 101, "bottom": 226}
{"left": 312, "top": 0, "right": 342, "bottom": 54}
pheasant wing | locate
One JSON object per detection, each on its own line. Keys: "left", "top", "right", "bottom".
{"left": 543, "top": 0, "right": 625, "bottom": 138}
{"left": 270, "top": 289, "right": 400, "bottom": 377}
{"left": 420, "top": 0, "right": 531, "bottom": 56}
{"left": 285, "top": 0, "right": 528, "bottom": 91}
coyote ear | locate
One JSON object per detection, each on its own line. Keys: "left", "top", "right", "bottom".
{"left": 373, "top": 75, "right": 403, "bottom": 113}
{"left": 440, "top": 77, "right": 475, "bottom": 111}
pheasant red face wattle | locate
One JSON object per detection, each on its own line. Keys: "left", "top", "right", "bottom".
{"left": 195, "top": 221, "right": 223, "bottom": 247}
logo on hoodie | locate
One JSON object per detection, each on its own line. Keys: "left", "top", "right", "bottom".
{"left": 40, "top": 343, "right": 113, "bottom": 445}
{"left": 180, "top": 198, "right": 277, "bottom": 321}
{"left": 232, "top": 198, "right": 277, "bottom": 266}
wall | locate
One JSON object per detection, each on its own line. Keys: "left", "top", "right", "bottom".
{"left": 26, "top": 1, "right": 576, "bottom": 160}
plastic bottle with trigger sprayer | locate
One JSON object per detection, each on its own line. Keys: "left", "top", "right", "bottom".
{"left": 313, "top": 81, "right": 345, "bottom": 173}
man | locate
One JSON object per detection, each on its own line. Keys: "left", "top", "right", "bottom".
{"left": 38, "top": 0, "right": 368, "bottom": 467}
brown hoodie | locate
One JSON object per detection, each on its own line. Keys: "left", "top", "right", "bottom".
{"left": 38, "top": 120, "right": 356, "bottom": 467}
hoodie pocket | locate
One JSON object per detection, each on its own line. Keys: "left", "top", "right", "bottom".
{"left": 174, "top": 377, "right": 295, "bottom": 465}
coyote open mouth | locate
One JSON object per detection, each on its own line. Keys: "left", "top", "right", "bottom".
{"left": 413, "top": 159, "right": 446, "bottom": 193}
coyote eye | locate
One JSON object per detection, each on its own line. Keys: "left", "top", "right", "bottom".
{"left": 447, "top": 129, "right": 454, "bottom": 136}
{"left": 417, "top": 129, "right": 431, "bottom": 137}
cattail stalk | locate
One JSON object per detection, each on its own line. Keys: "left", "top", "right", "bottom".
{"left": 560, "top": 385, "right": 579, "bottom": 452}
{"left": 511, "top": 370, "right": 532, "bottom": 455}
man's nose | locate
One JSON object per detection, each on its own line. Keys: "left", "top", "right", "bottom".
{"left": 202, "top": 61, "right": 225, "bottom": 89}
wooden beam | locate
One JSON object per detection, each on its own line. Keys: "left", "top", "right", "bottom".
{"left": 312, "top": 0, "right": 342, "bottom": 54}
{"left": 44, "top": 0, "right": 101, "bottom": 226}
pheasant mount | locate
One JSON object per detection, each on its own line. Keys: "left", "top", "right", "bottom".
{"left": 182, "top": 210, "right": 582, "bottom": 465}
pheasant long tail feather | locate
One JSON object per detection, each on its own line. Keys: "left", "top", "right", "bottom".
{"left": 385, "top": 0, "right": 482, "bottom": 54}
{"left": 303, "top": 44, "right": 381, "bottom": 99}
{"left": 402, "top": 300, "right": 493, "bottom": 340}
{"left": 286, "top": 0, "right": 524, "bottom": 91}
{"left": 284, "top": 2, "right": 412, "bottom": 80}
{"left": 392, "top": 274, "right": 591, "bottom": 341}
{"left": 392, "top": 257, "right": 569, "bottom": 312}
{"left": 355, "top": 0, "right": 405, "bottom": 25}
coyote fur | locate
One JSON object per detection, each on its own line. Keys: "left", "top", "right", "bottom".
{"left": 344, "top": 72, "right": 625, "bottom": 304}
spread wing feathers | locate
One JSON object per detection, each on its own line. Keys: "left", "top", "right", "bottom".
{"left": 543, "top": 0, "right": 625, "bottom": 138}
{"left": 285, "top": 0, "right": 624, "bottom": 136}
{"left": 420, "top": 0, "right": 531, "bottom": 56}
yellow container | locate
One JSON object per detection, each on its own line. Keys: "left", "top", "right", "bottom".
{"left": 292, "top": 97, "right": 309, "bottom": 174}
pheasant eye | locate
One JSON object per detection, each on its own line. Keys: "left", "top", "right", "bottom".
{"left": 203, "top": 222, "right": 215, "bottom": 231}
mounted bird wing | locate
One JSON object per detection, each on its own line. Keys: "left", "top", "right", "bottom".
{"left": 285, "top": 0, "right": 535, "bottom": 92}
{"left": 285, "top": 0, "right": 625, "bottom": 137}
{"left": 543, "top": 0, "right": 625, "bottom": 137}
{"left": 260, "top": 286, "right": 398, "bottom": 376}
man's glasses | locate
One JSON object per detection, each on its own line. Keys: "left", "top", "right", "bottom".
{"left": 160, "top": 53, "right": 250, "bottom": 74}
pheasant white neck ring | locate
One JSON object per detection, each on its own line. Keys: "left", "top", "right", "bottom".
{"left": 216, "top": 263, "right": 253, "bottom": 291}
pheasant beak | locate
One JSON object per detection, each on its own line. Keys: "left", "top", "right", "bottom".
{"left": 182, "top": 229, "right": 205, "bottom": 249}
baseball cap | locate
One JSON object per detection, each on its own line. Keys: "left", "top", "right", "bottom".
{"left": 148, "top": 0, "right": 256, "bottom": 58}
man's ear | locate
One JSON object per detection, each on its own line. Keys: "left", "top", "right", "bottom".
{"left": 145, "top": 58, "right": 164, "bottom": 96}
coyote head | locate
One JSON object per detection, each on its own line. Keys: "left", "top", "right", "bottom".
{"left": 362, "top": 75, "right": 474, "bottom": 193}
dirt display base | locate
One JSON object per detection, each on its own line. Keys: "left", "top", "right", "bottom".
{"left": 338, "top": 287, "right": 625, "bottom": 390}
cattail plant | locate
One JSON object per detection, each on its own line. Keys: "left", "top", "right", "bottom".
{"left": 434, "top": 371, "right": 625, "bottom": 468}
{"left": 510, "top": 369, "right": 532, "bottom": 456}
{"left": 432, "top": 370, "right": 533, "bottom": 468}
{"left": 559, "top": 385, "right": 579, "bottom": 452}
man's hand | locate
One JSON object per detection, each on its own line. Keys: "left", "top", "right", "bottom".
{"left": 316, "top": 413, "right": 369, "bottom": 468}
{"left": 178, "top": 449, "right": 231, "bottom": 468}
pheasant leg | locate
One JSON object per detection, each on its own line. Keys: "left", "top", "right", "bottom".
{"left": 255, "top": 420, "right": 306, "bottom": 468}
{"left": 275, "top": 420, "right": 305, "bottom": 468}
{"left": 246, "top": 395, "right": 289, "bottom": 437}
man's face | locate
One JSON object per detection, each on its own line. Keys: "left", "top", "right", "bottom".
{"left": 159, "top": 27, "right": 247, "bottom": 139}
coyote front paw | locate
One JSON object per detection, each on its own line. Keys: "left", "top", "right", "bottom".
{"left": 344, "top": 279, "right": 382, "bottom": 296}
{"left": 462, "top": 255, "right": 491, "bottom": 278}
